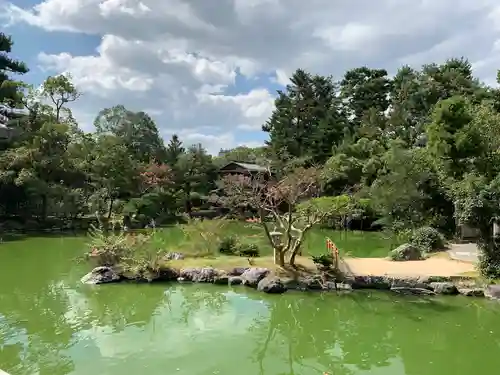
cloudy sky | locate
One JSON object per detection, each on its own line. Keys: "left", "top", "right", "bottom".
{"left": 2, "top": 0, "right": 500, "bottom": 154}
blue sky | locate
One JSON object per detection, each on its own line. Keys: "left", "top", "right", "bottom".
{"left": 3, "top": 0, "right": 500, "bottom": 153}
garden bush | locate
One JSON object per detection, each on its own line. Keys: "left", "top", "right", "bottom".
{"left": 218, "top": 236, "right": 238, "bottom": 255}
{"left": 388, "top": 243, "right": 423, "bottom": 261}
{"left": 236, "top": 243, "right": 260, "bottom": 257}
{"left": 311, "top": 253, "right": 334, "bottom": 268}
{"left": 410, "top": 226, "right": 445, "bottom": 252}
{"left": 217, "top": 236, "right": 260, "bottom": 257}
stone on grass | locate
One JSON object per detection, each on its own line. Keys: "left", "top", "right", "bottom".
{"left": 429, "top": 282, "right": 458, "bottom": 295}
{"left": 389, "top": 243, "right": 423, "bottom": 261}
{"left": 81, "top": 266, "right": 120, "bottom": 285}
{"left": 241, "top": 267, "right": 269, "bottom": 287}
{"left": 257, "top": 277, "right": 286, "bottom": 294}
{"left": 162, "top": 252, "right": 185, "bottom": 261}
{"left": 484, "top": 285, "right": 500, "bottom": 300}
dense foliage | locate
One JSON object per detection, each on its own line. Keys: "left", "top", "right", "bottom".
{"left": 3, "top": 32, "right": 500, "bottom": 275}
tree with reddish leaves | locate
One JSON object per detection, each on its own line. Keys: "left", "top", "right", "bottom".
{"left": 218, "top": 167, "right": 332, "bottom": 266}
{"left": 140, "top": 161, "right": 172, "bottom": 193}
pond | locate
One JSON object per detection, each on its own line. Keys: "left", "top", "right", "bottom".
{"left": 1, "top": 235, "right": 500, "bottom": 375}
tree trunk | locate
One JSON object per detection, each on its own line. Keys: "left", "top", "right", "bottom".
{"left": 107, "top": 198, "right": 114, "bottom": 219}
{"left": 289, "top": 250, "right": 298, "bottom": 267}
{"left": 273, "top": 248, "right": 285, "bottom": 266}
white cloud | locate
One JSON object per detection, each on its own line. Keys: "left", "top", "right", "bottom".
{"left": 4, "top": 0, "right": 500, "bottom": 152}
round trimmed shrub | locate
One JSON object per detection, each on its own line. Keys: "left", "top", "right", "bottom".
{"left": 389, "top": 243, "right": 424, "bottom": 261}
{"left": 218, "top": 236, "right": 238, "bottom": 255}
{"left": 410, "top": 226, "right": 445, "bottom": 252}
{"left": 236, "top": 243, "right": 260, "bottom": 257}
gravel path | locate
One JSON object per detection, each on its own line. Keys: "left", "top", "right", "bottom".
{"left": 447, "top": 242, "right": 479, "bottom": 263}
{"left": 341, "top": 256, "right": 475, "bottom": 277}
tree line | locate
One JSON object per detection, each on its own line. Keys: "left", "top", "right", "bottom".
{"left": 3, "top": 32, "right": 500, "bottom": 274}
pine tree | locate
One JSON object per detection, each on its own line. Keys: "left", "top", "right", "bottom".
{"left": 0, "top": 32, "right": 28, "bottom": 108}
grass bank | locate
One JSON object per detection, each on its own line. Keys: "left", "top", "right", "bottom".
{"left": 151, "top": 220, "right": 395, "bottom": 259}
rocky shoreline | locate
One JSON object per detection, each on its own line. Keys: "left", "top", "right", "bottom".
{"left": 81, "top": 265, "right": 500, "bottom": 300}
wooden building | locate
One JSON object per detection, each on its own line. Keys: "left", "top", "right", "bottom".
{"left": 218, "top": 162, "right": 271, "bottom": 176}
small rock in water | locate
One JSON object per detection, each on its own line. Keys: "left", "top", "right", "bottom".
{"left": 81, "top": 266, "right": 120, "bottom": 285}
{"left": 228, "top": 276, "right": 243, "bottom": 285}
{"left": 484, "top": 285, "right": 500, "bottom": 300}
{"left": 429, "top": 282, "right": 458, "bottom": 295}
{"left": 180, "top": 267, "right": 219, "bottom": 282}
{"left": 458, "top": 288, "right": 485, "bottom": 297}
{"left": 257, "top": 277, "right": 286, "bottom": 294}
{"left": 227, "top": 267, "right": 248, "bottom": 276}
{"left": 240, "top": 267, "right": 269, "bottom": 287}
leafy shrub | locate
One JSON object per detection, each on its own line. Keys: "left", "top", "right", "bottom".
{"left": 478, "top": 236, "right": 500, "bottom": 279}
{"left": 311, "top": 253, "right": 334, "bottom": 268}
{"left": 87, "top": 223, "right": 164, "bottom": 280}
{"left": 179, "top": 217, "right": 228, "bottom": 255}
{"left": 218, "top": 236, "right": 238, "bottom": 255}
{"left": 389, "top": 243, "right": 423, "bottom": 261}
{"left": 236, "top": 243, "right": 260, "bottom": 257}
{"left": 410, "top": 226, "right": 445, "bottom": 252}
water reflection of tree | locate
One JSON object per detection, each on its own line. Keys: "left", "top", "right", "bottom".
{"left": 0, "top": 252, "right": 77, "bottom": 375}
{"left": 248, "top": 291, "right": 500, "bottom": 375}
{"left": 78, "top": 283, "right": 166, "bottom": 332}
{"left": 248, "top": 292, "right": 438, "bottom": 375}
{"left": 174, "top": 285, "right": 229, "bottom": 324}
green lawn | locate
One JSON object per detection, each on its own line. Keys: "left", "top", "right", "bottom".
{"left": 152, "top": 220, "right": 396, "bottom": 258}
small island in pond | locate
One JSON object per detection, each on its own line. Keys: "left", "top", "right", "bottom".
{"left": 2, "top": 31, "right": 500, "bottom": 300}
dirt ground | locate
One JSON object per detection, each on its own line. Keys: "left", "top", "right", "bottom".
{"left": 168, "top": 252, "right": 477, "bottom": 278}
{"left": 341, "top": 255, "right": 476, "bottom": 277}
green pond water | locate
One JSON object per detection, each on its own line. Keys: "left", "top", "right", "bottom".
{"left": 1, "top": 235, "right": 500, "bottom": 375}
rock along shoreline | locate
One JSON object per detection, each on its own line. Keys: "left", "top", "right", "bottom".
{"left": 81, "top": 265, "right": 500, "bottom": 300}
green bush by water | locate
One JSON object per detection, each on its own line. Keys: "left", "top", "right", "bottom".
{"left": 410, "top": 226, "right": 446, "bottom": 252}
{"left": 218, "top": 235, "right": 260, "bottom": 257}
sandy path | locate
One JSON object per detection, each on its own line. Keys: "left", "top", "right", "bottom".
{"left": 341, "top": 257, "right": 475, "bottom": 277}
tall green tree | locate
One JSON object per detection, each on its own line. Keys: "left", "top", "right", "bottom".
{"left": 263, "top": 69, "right": 346, "bottom": 164}
{"left": 0, "top": 32, "right": 28, "bottom": 107}
{"left": 176, "top": 144, "right": 217, "bottom": 215}
{"left": 94, "top": 105, "right": 166, "bottom": 163}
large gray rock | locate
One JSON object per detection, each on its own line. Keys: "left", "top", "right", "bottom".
{"left": 228, "top": 276, "right": 243, "bottom": 285}
{"left": 81, "top": 266, "right": 121, "bottom": 285}
{"left": 213, "top": 275, "right": 229, "bottom": 285}
{"left": 389, "top": 243, "right": 423, "bottom": 261}
{"left": 228, "top": 267, "right": 248, "bottom": 276}
{"left": 179, "top": 267, "right": 220, "bottom": 282}
{"left": 257, "top": 277, "right": 286, "bottom": 294}
{"left": 429, "top": 282, "right": 458, "bottom": 295}
{"left": 484, "top": 285, "right": 500, "bottom": 300}
{"left": 390, "top": 277, "right": 430, "bottom": 290}
{"left": 323, "top": 281, "right": 353, "bottom": 292}
{"left": 351, "top": 275, "right": 391, "bottom": 290}
{"left": 240, "top": 267, "right": 270, "bottom": 287}
{"left": 391, "top": 287, "right": 436, "bottom": 296}
{"left": 458, "top": 288, "right": 485, "bottom": 297}
{"left": 300, "top": 275, "right": 324, "bottom": 290}
{"left": 157, "top": 267, "right": 180, "bottom": 281}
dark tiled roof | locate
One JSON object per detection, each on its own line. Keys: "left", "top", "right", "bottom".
{"left": 220, "top": 162, "right": 269, "bottom": 172}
